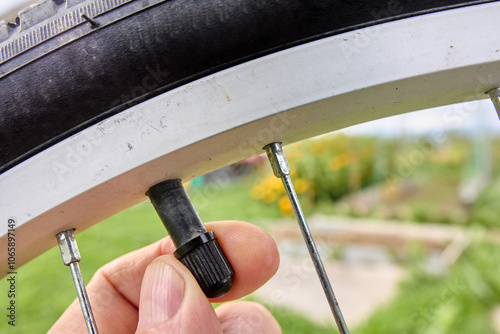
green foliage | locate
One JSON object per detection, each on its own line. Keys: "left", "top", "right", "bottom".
{"left": 356, "top": 240, "right": 500, "bottom": 334}
{"left": 189, "top": 178, "right": 283, "bottom": 222}
{"left": 5, "top": 133, "right": 500, "bottom": 333}
{"left": 292, "top": 135, "right": 392, "bottom": 202}
{"left": 266, "top": 303, "right": 335, "bottom": 334}
{"left": 251, "top": 134, "right": 397, "bottom": 215}
{"left": 0, "top": 181, "right": 306, "bottom": 333}
{"left": 470, "top": 179, "right": 500, "bottom": 228}
{"left": 0, "top": 202, "right": 165, "bottom": 333}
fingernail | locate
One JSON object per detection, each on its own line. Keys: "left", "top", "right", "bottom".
{"left": 138, "top": 258, "right": 185, "bottom": 328}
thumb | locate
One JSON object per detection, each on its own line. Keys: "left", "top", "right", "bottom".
{"left": 136, "top": 255, "right": 222, "bottom": 334}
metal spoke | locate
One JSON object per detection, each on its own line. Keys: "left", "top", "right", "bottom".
{"left": 265, "top": 142, "right": 349, "bottom": 334}
{"left": 56, "top": 229, "right": 99, "bottom": 334}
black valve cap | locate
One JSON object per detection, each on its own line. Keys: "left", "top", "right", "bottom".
{"left": 147, "top": 179, "right": 233, "bottom": 299}
{"left": 174, "top": 231, "right": 233, "bottom": 298}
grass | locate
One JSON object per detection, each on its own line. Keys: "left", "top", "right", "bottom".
{"left": 355, "top": 237, "right": 500, "bottom": 334}
{"left": 3, "top": 134, "right": 500, "bottom": 333}
{"left": 470, "top": 179, "right": 500, "bottom": 229}
{"left": 3, "top": 180, "right": 500, "bottom": 333}
{"left": 260, "top": 301, "right": 335, "bottom": 333}
{"left": 188, "top": 177, "right": 283, "bottom": 223}
{"left": 0, "top": 178, "right": 314, "bottom": 333}
{"left": 0, "top": 202, "right": 165, "bottom": 333}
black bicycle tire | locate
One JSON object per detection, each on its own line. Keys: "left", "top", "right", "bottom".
{"left": 0, "top": 0, "right": 496, "bottom": 175}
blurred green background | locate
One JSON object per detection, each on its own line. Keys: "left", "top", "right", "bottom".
{"left": 3, "top": 102, "right": 500, "bottom": 333}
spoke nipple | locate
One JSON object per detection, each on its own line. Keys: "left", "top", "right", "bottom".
{"left": 487, "top": 87, "right": 500, "bottom": 119}
{"left": 56, "top": 229, "right": 81, "bottom": 266}
{"left": 264, "top": 142, "right": 290, "bottom": 178}
{"left": 56, "top": 229, "right": 99, "bottom": 333}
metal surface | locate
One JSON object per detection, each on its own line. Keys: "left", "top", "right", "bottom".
{"left": 57, "top": 229, "right": 99, "bottom": 334}
{"left": 2, "top": 3, "right": 500, "bottom": 274}
{"left": 488, "top": 87, "right": 500, "bottom": 118}
{"left": 56, "top": 228, "right": 81, "bottom": 265}
{"left": 265, "top": 143, "right": 349, "bottom": 333}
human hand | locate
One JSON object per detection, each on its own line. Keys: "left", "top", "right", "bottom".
{"left": 49, "top": 221, "right": 281, "bottom": 333}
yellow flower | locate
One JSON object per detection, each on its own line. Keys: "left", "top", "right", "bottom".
{"left": 286, "top": 144, "right": 304, "bottom": 161}
{"left": 293, "top": 178, "right": 310, "bottom": 193}
{"left": 262, "top": 190, "right": 277, "bottom": 203}
{"left": 346, "top": 151, "right": 358, "bottom": 164}
{"left": 278, "top": 195, "right": 293, "bottom": 216}
{"left": 328, "top": 156, "right": 343, "bottom": 171}
{"left": 250, "top": 184, "right": 263, "bottom": 200}
{"left": 309, "top": 140, "right": 325, "bottom": 155}
{"left": 250, "top": 175, "right": 284, "bottom": 203}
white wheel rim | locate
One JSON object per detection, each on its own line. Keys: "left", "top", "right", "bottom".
{"left": 2, "top": 2, "right": 500, "bottom": 273}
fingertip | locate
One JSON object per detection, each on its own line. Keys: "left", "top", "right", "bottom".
{"left": 137, "top": 255, "right": 186, "bottom": 329}
{"left": 159, "top": 221, "right": 279, "bottom": 302}
{"left": 137, "top": 255, "right": 222, "bottom": 333}
{"left": 216, "top": 301, "right": 282, "bottom": 334}
{"left": 205, "top": 221, "right": 280, "bottom": 302}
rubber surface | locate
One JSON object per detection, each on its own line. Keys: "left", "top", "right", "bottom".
{"left": 0, "top": 0, "right": 495, "bottom": 174}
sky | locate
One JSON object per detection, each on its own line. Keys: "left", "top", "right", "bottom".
{"left": 340, "top": 99, "right": 500, "bottom": 138}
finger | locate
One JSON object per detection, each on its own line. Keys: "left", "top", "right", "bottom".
{"left": 100, "top": 221, "right": 279, "bottom": 305}
{"left": 48, "top": 280, "right": 138, "bottom": 334}
{"left": 49, "top": 238, "right": 167, "bottom": 333}
{"left": 216, "top": 301, "right": 282, "bottom": 334}
{"left": 136, "top": 255, "right": 222, "bottom": 334}
{"left": 205, "top": 221, "right": 280, "bottom": 302}
{"left": 50, "top": 221, "right": 279, "bottom": 333}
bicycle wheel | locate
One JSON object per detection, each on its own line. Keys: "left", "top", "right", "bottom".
{"left": 1, "top": 0, "right": 500, "bottom": 275}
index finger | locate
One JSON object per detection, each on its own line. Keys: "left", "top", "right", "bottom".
{"left": 104, "top": 220, "right": 279, "bottom": 304}
{"left": 50, "top": 220, "right": 279, "bottom": 333}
